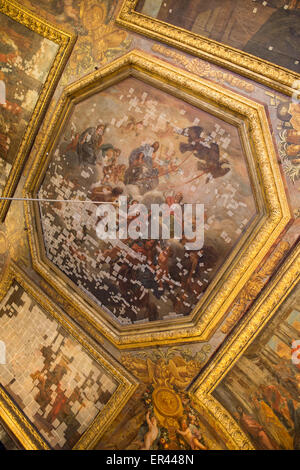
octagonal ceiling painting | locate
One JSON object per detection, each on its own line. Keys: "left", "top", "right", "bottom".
{"left": 38, "top": 76, "right": 256, "bottom": 325}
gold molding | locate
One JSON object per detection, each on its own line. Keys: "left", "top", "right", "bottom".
{"left": 24, "top": 50, "right": 291, "bottom": 348}
{"left": 117, "top": 0, "right": 300, "bottom": 96}
{"left": 0, "top": 263, "right": 138, "bottom": 450}
{"left": 190, "top": 242, "right": 300, "bottom": 450}
{"left": 0, "top": 0, "right": 76, "bottom": 221}
{"left": 186, "top": 391, "right": 254, "bottom": 450}
{"left": 151, "top": 44, "right": 256, "bottom": 94}
{"left": 220, "top": 240, "right": 290, "bottom": 335}
{"left": 0, "top": 385, "right": 49, "bottom": 450}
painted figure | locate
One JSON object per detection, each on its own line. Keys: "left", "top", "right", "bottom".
{"left": 236, "top": 406, "right": 276, "bottom": 450}
{"left": 288, "top": 399, "right": 300, "bottom": 450}
{"left": 141, "top": 411, "right": 159, "bottom": 450}
{"left": 179, "top": 126, "right": 230, "bottom": 182}
{"left": 77, "top": 124, "right": 105, "bottom": 165}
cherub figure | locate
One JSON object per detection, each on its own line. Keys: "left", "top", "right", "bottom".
{"left": 141, "top": 411, "right": 159, "bottom": 450}
{"left": 177, "top": 417, "right": 207, "bottom": 450}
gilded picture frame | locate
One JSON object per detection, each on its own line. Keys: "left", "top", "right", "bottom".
{"left": 0, "top": 263, "right": 138, "bottom": 450}
{"left": 190, "top": 241, "right": 300, "bottom": 450}
{"left": 117, "top": 0, "right": 300, "bottom": 96}
{"left": 0, "top": 0, "right": 76, "bottom": 221}
{"left": 23, "top": 50, "right": 291, "bottom": 349}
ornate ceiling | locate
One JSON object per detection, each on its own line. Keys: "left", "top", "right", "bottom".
{"left": 0, "top": 0, "right": 299, "bottom": 451}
